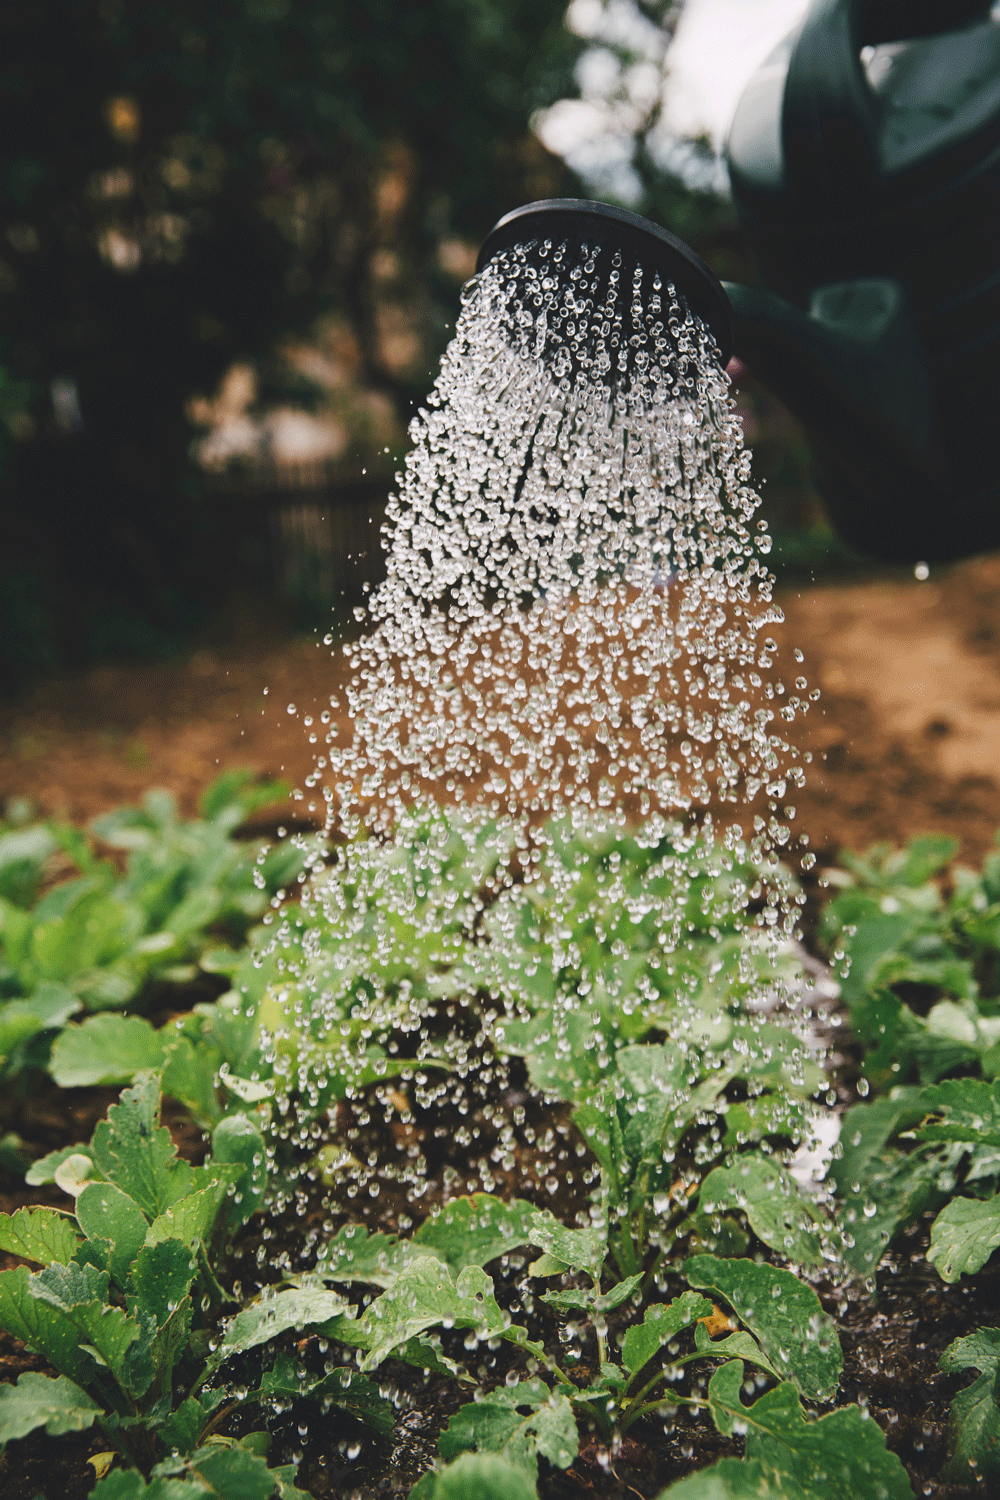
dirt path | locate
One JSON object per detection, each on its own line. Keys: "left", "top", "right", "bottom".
{"left": 3, "top": 554, "right": 1000, "bottom": 869}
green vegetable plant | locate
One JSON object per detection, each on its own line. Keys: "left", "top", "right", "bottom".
{"left": 831, "top": 1076, "right": 1000, "bottom": 1283}
{"left": 0, "top": 771, "right": 313, "bottom": 1086}
{"left": 820, "top": 832, "right": 1000, "bottom": 1091}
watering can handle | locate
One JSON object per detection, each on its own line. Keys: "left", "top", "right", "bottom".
{"left": 782, "top": 0, "right": 994, "bottom": 198}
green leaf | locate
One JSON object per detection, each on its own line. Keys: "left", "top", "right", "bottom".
{"left": 424, "top": 1453, "right": 538, "bottom": 1500}
{"left": 210, "top": 1113, "right": 268, "bottom": 1234}
{"left": 704, "top": 1362, "right": 913, "bottom": 1500}
{"left": 212, "top": 1287, "right": 349, "bottom": 1369}
{"left": 828, "top": 1092, "right": 925, "bottom": 1198}
{"left": 186, "top": 1444, "right": 279, "bottom": 1500}
{"left": 541, "top": 1273, "right": 642, "bottom": 1315}
{"left": 0, "top": 1206, "right": 81, "bottom": 1266}
{"left": 346, "top": 1260, "right": 508, "bottom": 1373}
{"left": 834, "top": 1143, "right": 948, "bottom": 1277}
{"left": 130, "top": 1239, "right": 198, "bottom": 1325}
{"left": 50, "top": 1015, "right": 165, "bottom": 1088}
{"left": 76, "top": 1182, "right": 149, "bottom": 1286}
{"left": 0, "top": 1264, "right": 98, "bottom": 1387}
{"left": 698, "top": 1158, "right": 824, "bottom": 1267}
{"left": 439, "top": 1381, "right": 577, "bottom": 1478}
{"left": 621, "top": 1292, "right": 713, "bottom": 1380}
{"left": 656, "top": 1457, "right": 809, "bottom": 1498}
{"left": 314, "top": 1223, "right": 421, "bottom": 1289}
{"left": 927, "top": 1196, "right": 1000, "bottom": 1282}
{"left": 30, "top": 1260, "right": 142, "bottom": 1381}
{"left": 146, "top": 1182, "right": 234, "bottom": 1250}
{"left": 693, "top": 1320, "right": 781, "bottom": 1381}
{"left": 257, "top": 1354, "right": 395, "bottom": 1440}
{"left": 939, "top": 1326, "right": 1000, "bottom": 1484}
{"left": 157, "top": 1396, "right": 207, "bottom": 1458}
{"left": 92, "top": 1475, "right": 194, "bottom": 1500}
{"left": 911, "top": 1078, "right": 1000, "bottom": 1149}
{"left": 24, "top": 1142, "right": 92, "bottom": 1186}
{"left": 91, "top": 1074, "right": 195, "bottom": 1220}
{"left": 161, "top": 1035, "right": 224, "bottom": 1130}
{"left": 0, "top": 1370, "right": 100, "bottom": 1441}
{"left": 524, "top": 1208, "right": 606, "bottom": 1278}
{"left": 411, "top": 1194, "right": 539, "bottom": 1272}
{"left": 684, "top": 1257, "right": 842, "bottom": 1403}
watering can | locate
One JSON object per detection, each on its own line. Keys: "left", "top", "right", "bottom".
{"left": 477, "top": 1, "right": 1000, "bottom": 564}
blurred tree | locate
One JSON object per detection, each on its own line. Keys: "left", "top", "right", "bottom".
{"left": 0, "top": 0, "right": 583, "bottom": 688}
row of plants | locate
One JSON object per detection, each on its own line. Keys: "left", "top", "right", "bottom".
{"left": 0, "top": 782, "right": 998, "bottom": 1496}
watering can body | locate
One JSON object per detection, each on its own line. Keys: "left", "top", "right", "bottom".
{"left": 724, "top": 0, "right": 1000, "bottom": 562}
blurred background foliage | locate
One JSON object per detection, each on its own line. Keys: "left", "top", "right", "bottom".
{"left": 0, "top": 0, "right": 840, "bottom": 694}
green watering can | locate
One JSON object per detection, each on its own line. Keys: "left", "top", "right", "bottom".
{"left": 724, "top": 0, "right": 1000, "bottom": 562}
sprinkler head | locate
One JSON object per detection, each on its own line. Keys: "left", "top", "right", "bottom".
{"left": 476, "top": 198, "right": 734, "bottom": 369}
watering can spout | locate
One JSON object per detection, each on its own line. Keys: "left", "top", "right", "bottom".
{"left": 723, "top": 278, "right": 956, "bottom": 563}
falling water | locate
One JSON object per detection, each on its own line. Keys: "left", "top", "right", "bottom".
{"left": 267, "top": 230, "right": 819, "bottom": 1219}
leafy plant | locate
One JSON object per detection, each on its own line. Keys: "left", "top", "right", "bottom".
{"left": 0, "top": 771, "right": 311, "bottom": 1084}
{"left": 831, "top": 1077, "right": 1000, "bottom": 1281}
{"left": 821, "top": 832, "right": 1000, "bottom": 1090}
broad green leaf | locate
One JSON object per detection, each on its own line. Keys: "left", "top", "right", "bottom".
{"left": 829, "top": 1092, "right": 925, "bottom": 1198}
{"left": 411, "top": 1194, "right": 539, "bottom": 1272}
{"left": 0, "top": 1264, "right": 98, "bottom": 1387}
{"left": 55, "top": 1151, "right": 101, "bottom": 1197}
{"left": 541, "top": 1273, "right": 642, "bottom": 1315}
{"left": 656, "top": 1457, "right": 809, "bottom": 1498}
{"left": 439, "top": 1382, "right": 577, "bottom": 1478}
{"left": 348, "top": 1260, "right": 508, "bottom": 1373}
{"left": 693, "top": 1319, "right": 781, "bottom": 1381}
{"left": 130, "top": 1239, "right": 198, "bottom": 1325}
{"left": 315, "top": 1223, "right": 421, "bottom": 1289}
{"left": 91, "top": 1074, "right": 195, "bottom": 1220}
{"left": 927, "top": 1196, "right": 1000, "bottom": 1282}
{"left": 939, "top": 1326, "right": 1000, "bottom": 1484}
{"left": 257, "top": 1353, "right": 395, "bottom": 1439}
{"left": 210, "top": 1113, "right": 268, "bottom": 1234}
{"left": 684, "top": 1256, "right": 841, "bottom": 1403}
{"left": 212, "top": 1287, "right": 349, "bottom": 1369}
{"left": 425, "top": 1453, "right": 537, "bottom": 1500}
{"left": 161, "top": 1035, "right": 224, "bottom": 1130}
{"left": 186, "top": 1444, "right": 279, "bottom": 1500}
{"left": 0, "top": 1206, "right": 81, "bottom": 1266}
{"left": 698, "top": 1158, "right": 824, "bottom": 1267}
{"left": 146, "top": 1183, "right": 232, "bottom": 1249}
{"left": 912, "top": 1077, "right": 1000, "bottom": 1148}
{"left": 621, "top": 1292, "right": 713, "bottom": 1379}
{"left": 0, "top": 1370, "right": 100, "bottom": 1441}
{"left": 30, "top": 1260, "right": 142, "bottom": 1381}
{"left": 705, "top": 1362, "right": 913, "bottom": 1500}
{"left": 24, "top": 1141, "right": 92, "bottom": 1186}
{"left": 835, "top": 1143, "right": 949, "bottom": 1276}
{"left": 50, "top": 1014, "right": 165, "bottom": 1088}
{"left": 76, "top": 1182, "right": 149, "bottom": 1286}
{"left": 92, "top": 1474, "right": 195, "bottom": 1499}
{"left": 147, "top": 1297, "right": 194, "bottom": 1387}
{"left": 157, "top": 1396, "right": 207, "bottom": 1458}
{"left": 524, "top": 1208, "right": 606, "bottom": 1277}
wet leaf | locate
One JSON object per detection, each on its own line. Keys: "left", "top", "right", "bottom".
{"left": 439, "top": 1381, "right": 578, "bottom": 1477}
{"left": 347, "top": 1260, "right": 507, "bottom": 1373}
{"left": 314, "top": 1223, "right": 421, "bottom": 1289}
{"left": 684, "top": 1256, "right": 841, "bottom": 1403}
{"left": 912, "top": 1077, "right": 1000, "bottom": 1148}
{"left": 541, "top": 1272, "right": 642, "bottom": 1314}
{"left": 24, "top": 1141, "right": 94, "bottom": 1187}
{"left": 0, "top": 1370, "right": 100, "bottom": 1441}
{"left": 698, "top": 1157, "right": 825, "bottom": 1267}
{"left": 411, "top": 1194, "right": 539, "bottom": 1272}
{"left": 939, "top": 1326, "right": 1000, "bottom": 1483}
{"left": 76, "top": 1182, "right": 148, "bottom": 1286}
{"left": 211, "top": 1113, "right": 268, "bottom": 1235}
{"left": 256, "top": 1353, "right": 395, "bottom": 1439}
{"left": 656, "top": 1456, "right": 809, "bottom": 1497}
{"left": 212, "top": 1287, "right": 349, "bottom": 1369}
{"left": 50, "top": 1014, "right": 165, "bottom": 1088}
{"left": 0, "top": 1264, "right": 99, "bottom": 1387}
{"left": 421, "top": 1453, "right": 537, "bottom": 1500}
{"left": 927, "top": 1195, "right": 1000, "bottom": 1282}
{"left": 55, "top": 1151, "right": 101, "bottom": 1197}
{"left": 694, "top": 1319, "right": 781, "bottom": 1380}
{"left": 30, "top": 1260, "right": 142, "bottom": 1381}
{"left": 705, "top": 1361, "right": 913, "bottom": 1499}
{"left": 0, "top": 1205, "right": 81, "bottom": 1266}
{"left": 90, "top": 1074, "right": 196, "bottom": 1220}
{"left": 130, "top": 1239, "right": 198, "bottom": 1326}
{"left": 621, "top": 1291, "right": 712, "bottom": 1379}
